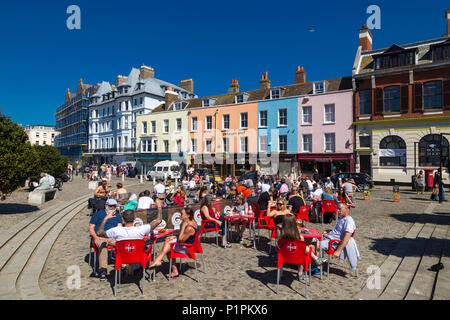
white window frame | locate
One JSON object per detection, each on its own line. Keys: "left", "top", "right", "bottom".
{"left": 324, "top": 104, "right": 335, "bottom": 124}
{"left": 205, "top": 116, "right": 212, "bottom": 131}
{"left": 324, "top": 133, "right": 336, "bottom": 153}
{"left": 176, "top": 118, "right": 182, "bottom": 132}
{"left": 278, "top": 108, "right": 288, "bottom": 127}
{"left": 151, "top": 121, "right": 156, "bottom": 133}
{"left": 191, "top": 117, "right": 198, "bottom": 132}
{"left": 176, "top": 139, "right": 182, "bottom": 152}
{"left": 202, "top": 99, "right": 210, "bottom": 107}
{"left": 164, "top": 140, "right": 169, "bottom": 153}
{"left": 143, "top": 121, "right": 147, "bottom": 134}
{"left": 302, "top": 106, "right": 312, "bottom": 125}
{"left": 222, "top": 114, "right": 230, "bottom": 130}
{"left": 223, "top": 137, "right": 229, "bottom": 153}
{"left": 240, "top": 136, "right": 248, "bottom": 153}
{"left": 240, "top": 112, "right": 248, "bottom": 129}
{"left": 259, "top": 110, "right": 268, "bottom": 128}
{"left": 191, "top": 138, "right": 197, "bottom": 153}
{"left": 302, "top": 134, "right": 312, "bottom": 153}
{"left": 259, "top": 135, "right": 268, "bottom": 152}
{"left": 279, "top": 135, "right": 287, "bottom": 152}
{"left": 164, "top": 120, "right": 169, "bottom": 133}
{"left": 205, "top": 138, "right": 212, "bottom": 153}
{"left": 270, "top": 88, "right": 281, "bottom": 99}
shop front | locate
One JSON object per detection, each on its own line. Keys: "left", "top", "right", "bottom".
{"left": 298, "top": 153, "right": 354, "bottom": 179}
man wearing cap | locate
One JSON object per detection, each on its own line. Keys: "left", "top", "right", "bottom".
{"left": 89, "top": 198, "right": 122, "bottom": 280}
{"left": 324, "top": 177, "right": 334, "bottom": 190}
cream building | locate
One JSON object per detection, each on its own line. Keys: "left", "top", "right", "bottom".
{"left": 136, "top": 88, "right": 190, "bottom": 176}
{"left": 25, "top": 125, "right": 59, "bottom": 146}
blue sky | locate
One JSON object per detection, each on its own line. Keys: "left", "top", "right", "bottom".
{"left": 0, "top": 0, "right": 448, "bottom": 126}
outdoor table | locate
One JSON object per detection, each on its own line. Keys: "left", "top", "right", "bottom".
{"left": 144, "top": 228, "right": 174, "bottom": 281}
{"left": 223, "top": 213, "right": 256, "bottom": 249}
{"left": 297, "top": 226, "right": 324, "bottom": 280}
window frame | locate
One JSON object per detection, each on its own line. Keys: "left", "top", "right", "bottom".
{"left": 302, "top": 106, "right": 312, "bottom": 125}
{"left": 240, "top": 112, "right": 248, "bottom": 129}
{"left": 259, "top": 110, "right": 268, "bottom": 128}
{"left": 278, "top": 108, "right": 288, "bottom": 127}
{"left": 324, "top": 133, "right": 336, "bottom": 153}
{"left": 279, "top": 135, "right": 287, "bottom": 153}
{"left": 302, "top": 134, "right": 312, "bottom": 153}
{"left": 324, "top": 104, "right": 335, "bottom": 124}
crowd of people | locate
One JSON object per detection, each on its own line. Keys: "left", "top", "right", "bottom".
{"left": 87, "top": 167, "right": 361, "bottom": 282}
{"left": 79, "top": 163, "right": 139, "bottom": 182}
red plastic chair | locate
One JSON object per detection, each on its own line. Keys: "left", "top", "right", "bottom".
{"left": 322, "top": 230, "right": 357, "bottom": 278}
{"left": 168, "top": 226, "right": 205, "bottom": 282}
{"left": 276, "top": 239, "right": 312, "bottom": 297}
{"left": 200, "top": 208, "right": 220, "bottom": 247}
{"left": 321, "top": 200, "right": 338, "bottom": 225}
{"left": 113, "top": 240, "right": 152, "bottom": 296}
{"left": 88, "top": 236, "right": 116, "bottom": 272}
{"left": 254, "top": 204, "right": 277, "bottom": 251}
{"left": 295, "top": 205, "right": 310, "bottom": 226}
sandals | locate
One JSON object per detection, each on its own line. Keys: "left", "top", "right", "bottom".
{"left": 220, "top": 242, "right": 232, "bottom": 248}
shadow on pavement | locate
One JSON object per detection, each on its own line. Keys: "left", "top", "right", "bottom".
{"left": 0, "top": 203, "right": 39, "bottom": 214}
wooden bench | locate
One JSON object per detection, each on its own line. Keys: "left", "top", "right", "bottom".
{"left": 28, "top": 188, "right": 59, "bottom": 205}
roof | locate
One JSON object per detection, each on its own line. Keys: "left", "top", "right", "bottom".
{"left": 92, "top": 81, "right": 113, "bottom": 98}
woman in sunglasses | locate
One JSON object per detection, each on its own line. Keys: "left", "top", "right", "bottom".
{"left": 337, "top": 187, "right": 353, "bottom": 206}
{"left": 266, "top": 198, "right": 295, "bottom": 238}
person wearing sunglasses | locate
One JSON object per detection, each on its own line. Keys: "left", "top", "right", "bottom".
{"left": 266, "top": 198, "right": 295, "bottom": 238}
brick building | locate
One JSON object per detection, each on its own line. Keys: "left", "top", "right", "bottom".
{"left": 352, "top": 9, "right": 450, "bottom": 184}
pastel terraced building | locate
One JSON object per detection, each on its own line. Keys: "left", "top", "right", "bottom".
{"left": 352, "top": 9, "right": 450, "bottom": 184}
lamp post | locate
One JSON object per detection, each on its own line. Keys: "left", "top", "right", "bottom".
{"left": 439, "top": 133, "right": 450, "bottom": 203}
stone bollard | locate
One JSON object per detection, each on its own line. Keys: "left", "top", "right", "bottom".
{"left": 122, "top": 174, "right": 125, "bottom": 182}
{"left": 153, "top": 177, "right": 156, "bottom": 185}
{"left": 140, "top": 175, "right": 143, "bottom": 184}
{"left": 175, "top": 178, "right": 178, "bottom": 187}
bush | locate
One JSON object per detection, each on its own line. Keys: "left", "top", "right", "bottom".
{"left": 0, "top": 114, "right": 35, "bottom": 196}
{"left": 29, "top": 145, "right": 68, "bottom": 182}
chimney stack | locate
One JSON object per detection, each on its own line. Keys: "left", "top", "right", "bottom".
{"left": 140, "top": 65, "right": 155, "bottom": 79}
{"left": 229, "top": 79, "right": 239, "bottom": 93}
{"left": 446, "top": 9, "right": 450, "bottom": 36}
{"left": 178, "top": 79, "right": 194, "bottom": 92}
{"left": 295, "top": 66, "right": 306, "bottom": 84}
{"left": 165, "top": 87, "right": 178, "bottom": 110}
{"left": 65, "top": 88, "right": 71, "bottom": 103}
{"left": 77, "top": 79, "right": 84, "bottom": 94}
{"left": 117, "top": 75, "right": 128, "bottom": 86}
{"left": 259, "top": 71, "right": 271, "bottom": 90}
{"left": 358, "top": 25, "right": 373, "bottom": 51}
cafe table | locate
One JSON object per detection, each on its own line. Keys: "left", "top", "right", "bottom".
{"left": 297, "top": 224, "right": 324, "bottom": 280}
{"left": 144, "top": 228, "right": 174, "bottom": 281}
{"left": 223, "top": 213, "right": 256, "bottom": 249}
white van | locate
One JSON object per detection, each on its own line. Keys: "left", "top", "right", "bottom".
{"left": 146, "top": 160, "right": 182, "bottom": 180}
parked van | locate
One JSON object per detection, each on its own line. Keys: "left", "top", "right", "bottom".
{"left": 146, "top": 160, "right": 182, "bottom": 180}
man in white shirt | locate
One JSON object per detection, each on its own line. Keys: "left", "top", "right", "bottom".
{"left": 306, "top": 178, "right": 314, "bottom": 192}
{"left": 47, "top": 174, "right": 56, "bottom": 188}
{"left": 154, "top": 180, "right": 165, "bottom": 197}
{"left": 310, "top": 184, "right": 323, "bottom": 200}
{"left": 324, "top": 177, "right": 334, "bottom": 190}
{"left": 105, "top": 210, "right": 160, "bottom": 241}
{"left": 137, "top": 190, "right": 154, "bottom": 210}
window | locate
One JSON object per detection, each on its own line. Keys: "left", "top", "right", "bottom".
{"left": 324, "top": 104, "right": 335, "bottom": 123}
{"left": 164, "top": 140, "right": 169, "bottom": 153}
{"left": 433, "top": 44, "right": 450, "bottom": 61}
{"left": 236, "top": 95, "right": 244, "bottom": 103}
{"left": 359, "top": 136, "right": 371, "bottom": 148}
{"left": 384, "top": 86, "right": 401, "bottom": 112}
{"left": 151, "top": 121, "right": 156, "bottom": 133}
{"left": 360, "top": 90, "right": 372, "bottom": 114}
{"left": 313, "top": 82, "right": 325, "bottom": 94}
{"left": 206, "top": 116, "right": 212, "bottom": 130}
{"left": 176, "top": 140, "right": 182, "bottom": 152}
{"left": 205, "top": 139, "right": 212, "bottom": 153}
{"left": 279, "top": 135, "right": 287, "bottom": 152}
{"left": 240, "top": 112, "right": 248, "bottom": 128}
{"left": 223, "top": 114, "right": 230, "bottom": 130}
{"left": 43, "top": 140, "right": 47, "bottom": 145}
{"left": 176, "top": 118, "right": 182, "bottom": 132}
{"left": 191, "top": 117, "right": 198, "bottom": 131}
{"left": 51, "top": 133, "right": 55, "bottom": 139}
{"left": 140, "top": 97, "right": 143, "bottom": 105}
{"left": 240, "top": 137, "right": 248, "bottom": 153}
{"left": 259, "top": 111, "right": 267, "bottom": 127}
{"left": 202, "top": 99, "right": 209, "bottom": 107}
{"left": 191, "top": 139, "right": 197, "bottom": 153}
{"left": 278, "top": 109, "right": 287, "bottom": 126}
{"left": 164, "top": 120, "right": 169, "bottom": 133}
{"left": 223, "top": 138, "right": 229, "bottom": 153}
{"left": 173, "top": 102, "right": 183, "bottom": 110}
{"left": 153, "top": 139, "right": 158, "bottom": 152}
{"left": 259, "top": 136, "right": 267, "bottom": 152}
{"left": 419, "top": 134, "right": 449, "bottom": 167}
{"left": 379, "top": 135, "right": 406, "bottom": 166}
{"left": 43, "top": 132, "right": 47, "bottom": 138}
{"left": 36, "top": 132, "right": 40, "bottom": 138}
{"left": 143, "top": 121, "right": 147, "bottom": 134}
{"left": 324, "top": 133, "right": 335, "bottom": 152}
{"left": 302, "top": 106, "right": 312, "bottom": 125}
{"left": 271, "top": 88, "right": 280, "bottom": 99}
{"left": 375, "top": 52, "right": 415, "bottom": 69}
{"left": 35, "top": 141, "right": 39, "bottom": 145}
{"left": 423, "top": 81, "right": 442, "bottom": 109}
{"left": 303, "top": 134, "right": 312, "bottom": 153}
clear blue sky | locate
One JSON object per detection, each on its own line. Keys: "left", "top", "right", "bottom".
{"left": 0, "top": 0, "right": 448, "bottom": 126}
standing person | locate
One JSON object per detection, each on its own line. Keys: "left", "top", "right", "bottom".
{"left": 89, "top": 199, "right": 122, "bottom": 280}
{"left": 342, "top": 179, "right": 356, "bottom": 203}
{"left": 231, "top": 194, "right": 249, "bottom": 243}
{"left": 415, "top": 170, "right": 425, "bottom": 195}
{"left": 313, "top": 169, "right": 322, "bottom": 185}
{"left": 279, "top": 178, "right": 289, "bottom": 199}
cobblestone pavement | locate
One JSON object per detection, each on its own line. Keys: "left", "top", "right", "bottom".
{"left": 34, "top": 179, "right": 449, "bottom": 300}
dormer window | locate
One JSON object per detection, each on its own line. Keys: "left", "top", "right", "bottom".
{"left": 270, "top": 88, "right": 281, "bottom": 99}
{"left": 202, "top": 99, "right": 210, "bottom": 107}
{"left": 432, "top": 40, "right": 450, "bottom": 61}
{"left": 124, "top": 87, "right": 129, "bottom": 94}
{"left": 235, "top": 93, "right": 249, "bottom": 104}
{"left": 172, "top": 101, "right": 187, "bottom": 111}
{"left": 374, "top": 45, "right": 415, "bottom": 70}
{"left": 313, "top": 81, "right": 325, "bottom": 94}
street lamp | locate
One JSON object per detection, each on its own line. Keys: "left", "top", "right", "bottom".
{"left": 439, "top": 133, "right": 450, "bottom": 203}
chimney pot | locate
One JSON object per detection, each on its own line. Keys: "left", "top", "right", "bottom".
{"left": 229, "top": 79, "right": 239, "bottom": 93}
{"left": 295, "top": 66, "right": 306, "bottom": 84}
{"left": 260, "top": 71, "right": 271, "bottom": 90}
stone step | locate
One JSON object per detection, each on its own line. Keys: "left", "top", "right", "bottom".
{"left": 0, "top": 198, "right": 88, "bottom": 300}
{"left": 404, "top": 214, "right": 449, "bottom": 300}
{"left": 354, "top": 213, "right": 429, "bottom": 300}
{"left": 432, "top": 222, "right": 450, "bottom": 300}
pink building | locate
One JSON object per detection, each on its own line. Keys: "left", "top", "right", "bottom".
{"left": 297, "top": 77, "right": 354, "bottom": 177}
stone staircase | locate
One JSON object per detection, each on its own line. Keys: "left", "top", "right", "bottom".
{"left": 355, "top": 202, "right": 450, "bottom": 300}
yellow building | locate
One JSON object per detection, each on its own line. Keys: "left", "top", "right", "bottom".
{"left": 24, "top": 125, "right": 59, "bottom": 146}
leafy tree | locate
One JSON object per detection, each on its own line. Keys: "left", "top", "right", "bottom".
{"left": 29, "top": 145, "right": 68, "bottom": 181}
{"left": 0, "top": 114, "right": 34, "bottom": 196}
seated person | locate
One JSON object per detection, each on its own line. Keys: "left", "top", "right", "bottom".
{"left": 237, "top": 182, "right": 252, "bottom": 198}
{"left": 114, "top": 182, "right": 128, "bottom": 201}
{"left": 216, "top": 183, "right": 226, "bottom": 198}
{"left": 94, "top": 179, "right": 110, "bottom": 199}
{"left": 322, "top": 187, "right": 338, "bottom": 204}
{"left": 266, "top": 198, "right": 295, "bottom": 238}
{"left": 35, "top": 172, "right": 50, "bottom": 190}
{"left": 137, "top": 190, "right": 154, "bottom": 210}
{"left": 89, "top": 199, "right": 122, "bottom": 280}
{"left": 124, "top": 194, "right": 138, "bottom": 211}
{"left": 277, "top": 214, "right": 326, "bottom": 276}
{"left": 199, "top": 195, "right": 228, "bottom": 247}
{"left": 257, "top": 187, "right": 278, "bottom": 213}
{"left": 232, "top": 194, "right": 249, "bottom": 243}
{"left": 287, "top": 186, "right": 306, "bottom": 214}
{"left": 311, "top": 202, "right": 360, "bottom": 272}
{"left": 149, "top": 207, "right": 199, "bottom": 278}
{"left": 173, "top": 186, "right": 187, "bottom": 206}
{"left": 47, "top": 174, "right": 55, "bottom": 189}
